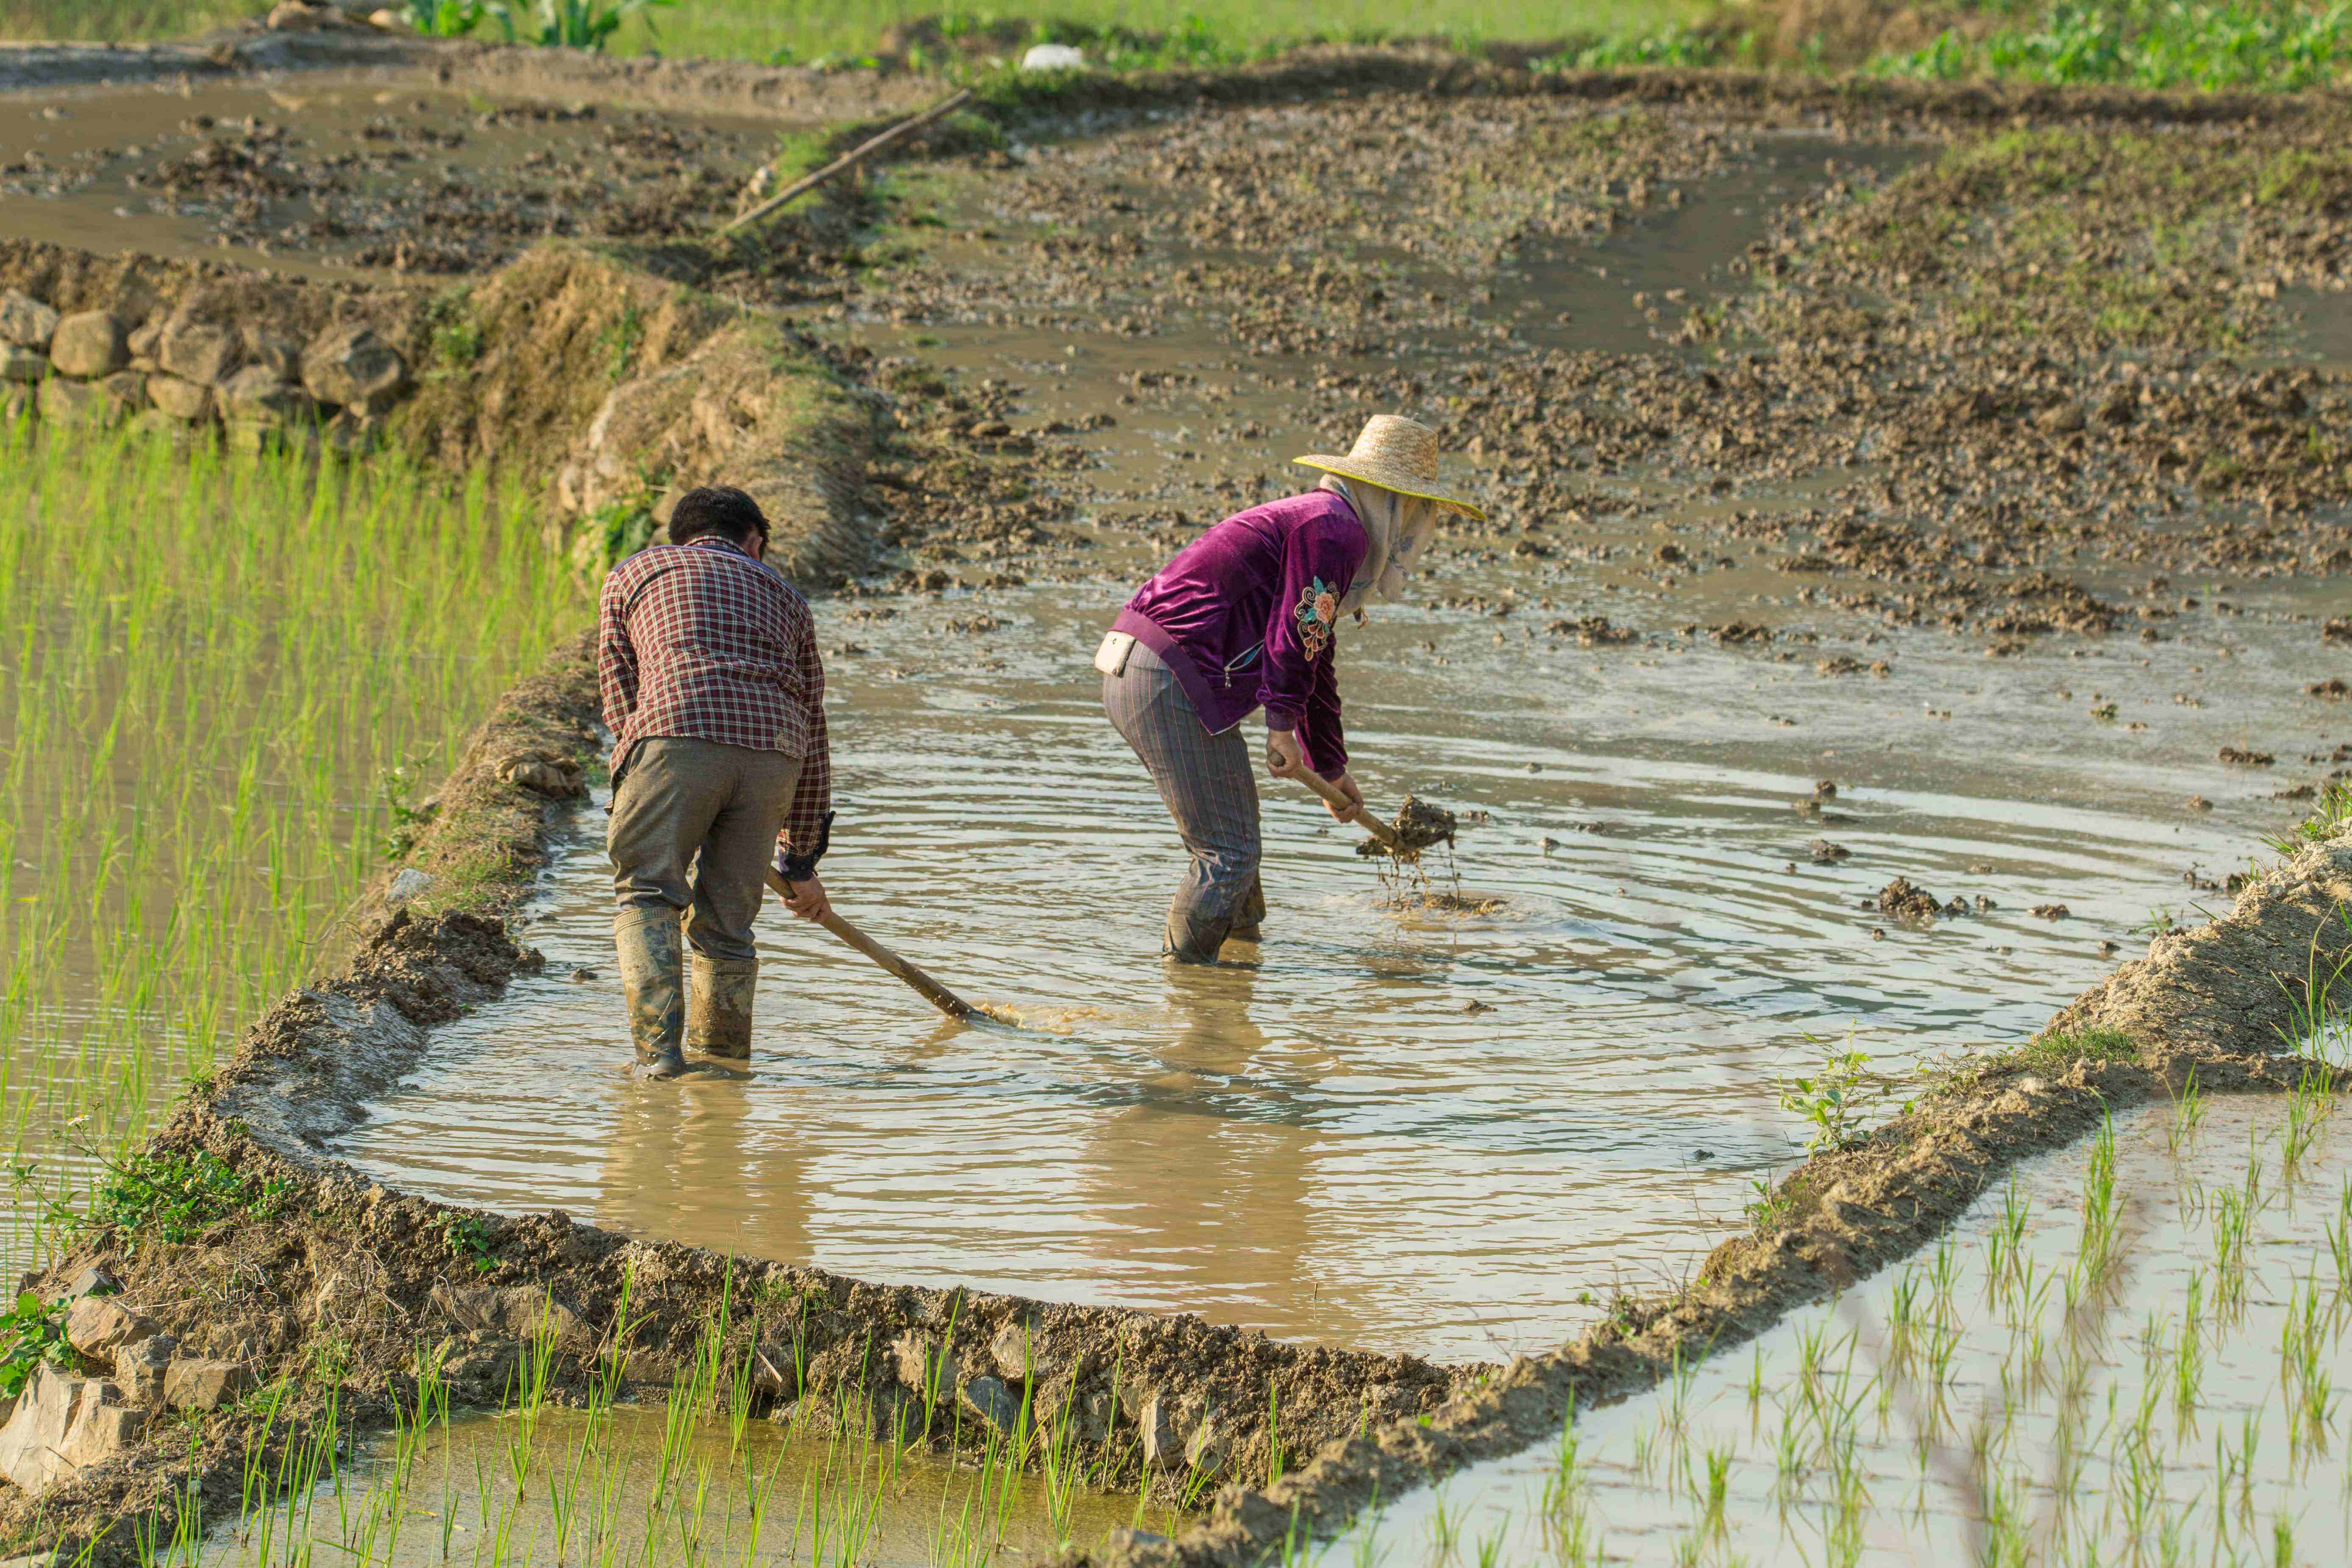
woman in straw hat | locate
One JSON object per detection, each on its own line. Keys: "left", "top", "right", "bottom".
{"left": 1097, "top": 415, "right": 1484, "bottom": 963}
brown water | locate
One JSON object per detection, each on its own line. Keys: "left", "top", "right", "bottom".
{"left": 337, "top": 566, "right": 2344, "bottom": 1365}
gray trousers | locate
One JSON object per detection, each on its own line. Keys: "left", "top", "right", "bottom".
{"left": 1104, "top": 643, "right": 1266, "bottom": 963}
{"left": 608, "top": 737, "right": 802, "bottom": 963}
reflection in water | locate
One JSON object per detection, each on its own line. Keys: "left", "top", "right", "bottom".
{"left": 340, "top": 578, "right": 2333, "bottom": 1362}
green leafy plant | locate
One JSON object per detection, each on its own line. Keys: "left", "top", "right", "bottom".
{"left": 401, "top": 0, "right": 490, "bottom": 36}
{"left": 442, "top": 1213, "right": 500, "bottom": 1272}
{"left": 495, "top": 0, "right": 675, "bottom": 51}
{"left": 74, "top": 1147, "right": 288, "bottom": 1243}
{"left": 377, "top": 761, "right": 435, "bottom": 859}
{"left": 0, "top": 1292, "right": 71, "bottom": 1397}
{"left": 1777, "top": 1046, "right": 1887, "bottom": 1152}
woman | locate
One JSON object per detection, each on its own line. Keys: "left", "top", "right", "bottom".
{"left": 1098, "top": 415, "right": 1485, "bottom": 963}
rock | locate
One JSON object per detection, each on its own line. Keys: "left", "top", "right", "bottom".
{"left": 386, "top": 867, "right": 434, "bottom": 905}
{"left": 219, "top": 365, "right": 314, "bottom": 424}
{"left": 1, "top": 346, "right": 47, "bottom": 384}
{"left": 1872, "top": 877, "right": 1943, "bottom": 921}
{"left": 99, "top": 371, "right": 148, "bottom": 411}
{"left": 495, "top": 754, "right": 583, "bottom": 797}
{"left": 892, "top": 1331, "right": 951, "bottom": 1395}
{"left": 1020, "top": 42, "right": 1087, "bottom": 71}
{"left": 1139, "top": 1392, "right": 1180, "bottom": 1469}
{"left": 266, "top": 0, "right": 328, "bottom": 30}
{"left": 0, "top": 1367, "right": 144, "bottom": 1496}
{"left": 0, "top": 291, "right": 59, "bottom": 350}
{"left": 959, "top": 1374, "right": 1024, "bottom": 1433}
{"left": 37, "top": 377, "right": 104, "bottom": 426}
{"left": 48, "top": 312, "right": 127, "bottom": 379}
{"left": 163, "top": 1357, "right": 251, "bottom": 1412}
{"left": 147, "top": 375, "right": 212, "bottom": 422}
{"left": 57, "top": 1268, "right": 117, "bottom": 1304}
{"left": 113, "top": 1333, "right": 177, "bottom": 1405}
{"left": 989, "top": 1319, "right": 1044, "bottom": 1381}
{"left": 1183, "top": 1415, "right": 1229, "bottom": 1475}
{"left": 302, "top": 325, "right": 406, "bottom": 413}
{"left": 157, "top": 319, "right": 242, "bottom": 387}
{"left": 225, "top": 419, "right": 287, "bottom": 456}
{"left": 325, "top": 410, "right": 382, "bottom": 456}
{"left": 127, "top": 320, "right": 163, "bottom": 361}
{"left": 1809, "top": 839, "right": 1850, "bottom": 863}
{"left": 493, "top": 1288, "right": 581, "bottom": 1343}
{"left": 64, "top": 1296, "right": 158, "bottom": 1359}
{"left": 243, "top": 326, "right": 303, "bottom": 381}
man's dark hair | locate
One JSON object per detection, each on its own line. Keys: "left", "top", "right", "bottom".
{"left": 667, "top": 486, "right": 770, "bottom": 549}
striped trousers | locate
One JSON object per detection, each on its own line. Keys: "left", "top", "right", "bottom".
{"left": 1103, "top": 642, "right": 1266, "bottom": 963}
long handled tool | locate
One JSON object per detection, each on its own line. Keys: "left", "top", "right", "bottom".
{"left": 724, "top": 88, "right": 974, "bottom": 235}
{"left": 1293, "top": 770, "right": 1409, "bottom": 853}
{"left": 764, "top": 868, "right": 975, "bottom": 1021}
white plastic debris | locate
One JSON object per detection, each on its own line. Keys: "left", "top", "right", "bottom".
{"left": 1019, "top": 43, "right": 1086, "bottom": 72}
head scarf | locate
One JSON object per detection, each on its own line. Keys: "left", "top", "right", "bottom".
{"left": 1320, "top": 475, "right": 1437, "bottom": 615}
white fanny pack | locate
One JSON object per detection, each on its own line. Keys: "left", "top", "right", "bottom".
{"left": 1094, "top": 630, "right": 1136, "bottom": 676}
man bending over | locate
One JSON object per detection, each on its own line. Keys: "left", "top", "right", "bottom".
{"left": 597, "top": 485, "right": 833, "bottom": 1080}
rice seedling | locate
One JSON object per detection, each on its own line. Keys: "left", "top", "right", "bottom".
{"left": 0, "top": 423, "right": 591, "bottom": 1271}
{"left": 2169, "top": 1063, "right": 2208, "bottom": 1151}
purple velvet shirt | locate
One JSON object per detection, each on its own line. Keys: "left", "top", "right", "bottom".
{"left": 1114, "top": 490, "right": 1368, "bottom": 779}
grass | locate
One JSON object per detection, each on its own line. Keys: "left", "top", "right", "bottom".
{"left": 0, "top": 418, "right": 591, "bottom": 1274}
{"left": 2004, "top": 1024, "right": 2141, "bottom": 1074}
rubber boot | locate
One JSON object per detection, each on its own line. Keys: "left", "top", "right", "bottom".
{"left": 686, "top": 952, "right": 758, "bottom": 1061}
{"left": 614, "top": 907, "right": 686, "bottom": 1080}
{"left": 1225, "top": 873, "right": 1267, "bottom": 946}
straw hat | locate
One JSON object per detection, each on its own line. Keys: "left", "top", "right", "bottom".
{"left": 1293, "top": 415, "right": 1486, "bottom": 521}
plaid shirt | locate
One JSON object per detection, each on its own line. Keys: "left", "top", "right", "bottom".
{"left": 598, "top": 536, "right": 833, "bottom": 876}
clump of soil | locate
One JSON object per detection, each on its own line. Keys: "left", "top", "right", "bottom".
{"left": 1868, "top": 876, "right": 1947, "bottom": 920}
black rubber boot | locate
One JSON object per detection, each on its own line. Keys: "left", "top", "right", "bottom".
{"left": 614, "top": 907, "right": 687, "bottom": 1080}
{"left": 686, "top": 952, "right": 758, "bottom": 1061}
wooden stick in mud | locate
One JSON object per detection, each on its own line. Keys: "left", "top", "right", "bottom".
{"left": 722, "top": 88, "right": 975, "bottom": 235}
{"left": 764, "top": 868, "right": 976, "bottom": 1021}
{"left": 1294, "top": 770, "right": 1409, "bottom": 854}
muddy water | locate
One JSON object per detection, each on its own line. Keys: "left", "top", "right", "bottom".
{"left": 1337, "top": 1093, "right": 2352, "bottom": 1564}
{"left": 200, "top": 1400, "right": 1165, "bottom": 1568}
{"left": 337, "top": 558, "right": 2342, "bottom": 1363}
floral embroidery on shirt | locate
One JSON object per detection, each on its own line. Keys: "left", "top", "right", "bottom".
{"left": 1295, "top": 577, "right": 1339, "bottom": 662}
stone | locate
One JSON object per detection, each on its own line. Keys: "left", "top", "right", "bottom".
{"left": 958, "top": 1375, "right": 1024, "bottom": 1433}
{"left": 0, "top": 291, "right": 59, "bottom": 350}
{"left": 325, "top": 410, "right": 381, "bottom": 456}
{"left": 148, "top": 375, "right": 213, "bottom": 422}
{"left": 37, "top": 377, "right": 102, "bottom": 426}
{"left": 266, "top": 0, "right": 327, "bottom": 30}
{"left": 1183, "top": 1415, "right": 1228, "bottom": 1475}
{"left": 1020, "top": 42, "right": 1086, "bottom": 71}
{"left": 302, "top": 324, "right": 406, "bottom": 412}
{"left": 225, "top": 419, "right": 286, "bottom": 456}
{"left": 493, "top": 1288, "right": 581, "bottom": 1344}
{"left": 242, "top": 325, "right": 303, "bottom": 381}
{"left": 64, "top": 1296, "right": 159, "bottom": 1359}
{"left": 157, "top": 319, "right": 241, "bottom": 386}
{"left": 0, "top": 1368, "right": 143, "bottom": 1496}
{"left": 132, "top": 408, "right": 193, "bottom": 442}
{"left": 1, "top": 386, "right": 31, "bottom": 425}
{"left": 989, "top": 1319, "right": 1041, "bottom": 1381}
{"left": 113, "top": 1333, "right": 177, "bottom": 1406}
{"left": 163, "top": 1357, "right": 251, "bottom": 1412}
{"left": 386, "top": 867, "right": 434, "bottom": 905}
{"left": 48, "top": 312, "right": 127, "bottom": 379}
{"left": 127, "top": 320, "right": 163, "bottom": 361}
{"left": 1, "top": 346, "right": 46, "bottom": 384}
{"left": 1139, "top": 1392, "right": 1180, "bottom": 1469}
{"left": 892, "top": 1331, "right": 953, "bottom": 1396}
{"left": 494, "top": 754, "right": 583, "bottom": 796}
{"left": 100, "top": 371, "right": 147, "bottom": 410}
{"left": 219, "top": 364, "right": 314, "bottom": 424}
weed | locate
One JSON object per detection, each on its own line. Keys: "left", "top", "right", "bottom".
{"left": 0, "top": 1290, "right": 70, "bottom": 1396}
{"left": 494, "top": 0, "right": 674, "bottom": 50}
{"left": 1777, "top": 1045, "right": 1886, "bottom": 1152}
{"left": 2004, "top": 1025, "right": 2139, "bottom": 1076}
{"left": 77, "top": 1146, "right": 286, "bottom": 1244}
{"left": 400, "top": 0, "right": 492, "bottom": 36}
{"left": 441, "top": 1213, "right": 500, "bottom": 1273}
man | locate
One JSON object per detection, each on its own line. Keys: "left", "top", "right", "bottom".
{"left": 597, "top": 486, "right": 833, "bottom": 1080}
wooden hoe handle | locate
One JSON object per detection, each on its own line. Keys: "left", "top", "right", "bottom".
{"left": 765, "top": 869, "right": 975, "bottom": 1021}
{"left": 1294, "top": 770, "right": 1407, "bottom": 852}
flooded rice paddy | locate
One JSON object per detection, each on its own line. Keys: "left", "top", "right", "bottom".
{"left": 1335, "top": 1092, "right": 2352, "bottom": 1566}
{"left": 339, "top": 563, "right": 2344, "bottom": 1363}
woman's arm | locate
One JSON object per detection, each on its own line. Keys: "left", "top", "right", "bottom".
{"left": 1257, "top": 513, "right": 1364, "bottom": 774}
